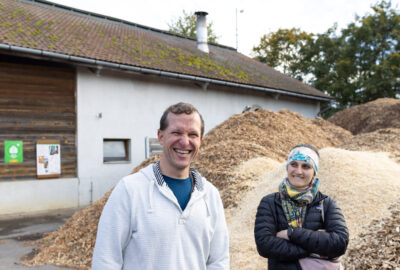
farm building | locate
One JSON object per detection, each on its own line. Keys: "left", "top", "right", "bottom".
{"left": 0, "top": 0, "right": 332, "bottom": 215}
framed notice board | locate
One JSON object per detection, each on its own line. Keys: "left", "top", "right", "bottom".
{"left": 36, "top": 140, "right": 61, "bottom": 179}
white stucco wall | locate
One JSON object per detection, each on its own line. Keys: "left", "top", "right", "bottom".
{"left": 0, "top": 178, "right": 78, "bottom": 215}
{"left": 76, "top": 68, "right": 320, "bottom": 206}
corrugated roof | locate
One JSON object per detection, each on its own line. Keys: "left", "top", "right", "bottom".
{"left": 0, "top": 0, "right": 331, "bottom": 100}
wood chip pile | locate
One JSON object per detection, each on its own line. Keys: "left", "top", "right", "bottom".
{"left": 23, "top": 190, "right": 112, "bottom": 269}
{"left": 328, "top": 98, "right": 400, "bottom": 135}
{"left": 343, "top": 199, "right": 400, "bottom": 269}
{"left": 227, "top": 148, "right": 400, "bottom": 270}
{"left": 201, "top": 109, "right": 352, "bottom": 161}
{"left": 339, "top": 128, "right": 400, "bottom": 163}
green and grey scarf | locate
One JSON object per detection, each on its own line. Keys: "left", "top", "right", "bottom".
{"left": 279, "top": 177, "right": 319, "bottom": 228}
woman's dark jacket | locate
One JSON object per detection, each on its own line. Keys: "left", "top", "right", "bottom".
{"left": 254, "top": 191, "right": 349, "bottom": 270}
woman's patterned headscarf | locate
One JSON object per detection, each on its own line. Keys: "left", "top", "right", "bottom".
{"left": 286, "top": 146, "right": 319, "bottom": 175}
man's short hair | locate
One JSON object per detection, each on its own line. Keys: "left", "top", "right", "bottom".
{"left": 160, "top": 102, "right": 205, "bottom": 136}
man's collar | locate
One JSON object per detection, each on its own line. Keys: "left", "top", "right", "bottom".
{"left": 152, "top": 161, "right": 204, "bottom": 191}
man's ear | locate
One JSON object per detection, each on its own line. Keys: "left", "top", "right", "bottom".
{"left": 157, "top": 129, "right": 164, "bottom": 145}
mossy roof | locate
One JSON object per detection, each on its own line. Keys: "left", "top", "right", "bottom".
{"left": 0, "top": 0, "right": 331, "bottom": 99}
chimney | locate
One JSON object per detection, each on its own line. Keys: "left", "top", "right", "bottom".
{"left": 195, "top": 11, "right": 209, "bottom": 53}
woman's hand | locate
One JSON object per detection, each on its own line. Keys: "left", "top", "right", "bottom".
{"left": 276, "top": 230, "right": 289, "bottom": 240}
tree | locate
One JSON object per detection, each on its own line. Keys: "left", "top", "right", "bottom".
{"left": 253, "top": 0, "right": 400, "bottom": 115}
{"left": 168, "top": 10, "right": 218, "bottom": 43}
{"left": 339, "top": 0, "right": 400, "bottom": 106}
{"left": 252, "top": 28, "right": 313, "bottom": 76}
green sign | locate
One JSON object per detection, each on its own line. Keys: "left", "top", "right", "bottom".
{"left": 4, "top": 141, "right": 23, "bottom": 163}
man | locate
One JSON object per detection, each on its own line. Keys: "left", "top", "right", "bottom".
{"left": 92, "top": 102, "right": 229, "bottom": 270}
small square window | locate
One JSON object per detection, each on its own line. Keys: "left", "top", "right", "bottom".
{"left": 103, "top": 139, "right": 130, "bottom": 163}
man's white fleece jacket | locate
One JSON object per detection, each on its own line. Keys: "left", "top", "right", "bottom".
{"left": 92, "top": 163, "right": 229, "bottom": 270}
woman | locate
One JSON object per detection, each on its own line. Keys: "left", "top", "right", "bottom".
{"left": 254, "top": 144, "right": 349, "bottom": 270}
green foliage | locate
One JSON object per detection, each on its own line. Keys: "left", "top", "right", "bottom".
{"left": 168, "top": 10, "right": 218, "bottom": 43}
{"left": 253, "top": 28, "right": 313, "bottom": 75}
{"left": 253, "top": 0, "right": 400, "bottom": 115}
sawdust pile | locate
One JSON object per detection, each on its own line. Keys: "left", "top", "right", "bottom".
{"left": 233, "top": 157, "right": 281, "bottom": 190}
{"left": 343, "top": 200, "right": 400, "bottom": 270}
{"left": 339, "top": 128, "right": 400, "bottom": 163}
{"left": 328, "top": 98, "right": 400, "bottom": 135}
{"left": 227, "top": 148, "right": 400, "bottom": 270}
{"left": 23, "top": 110, "right": 352, "bottom": 269}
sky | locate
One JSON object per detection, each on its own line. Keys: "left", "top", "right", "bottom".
{"left": 49, "top": 0, "right": 400, "bottom": 56}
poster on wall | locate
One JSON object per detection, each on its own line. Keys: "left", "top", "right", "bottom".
{"left": 4, "top": 140, "right": 23, "bottom": 163}
{"left": 36, "top": 140, "right": 61, "bottom": 179}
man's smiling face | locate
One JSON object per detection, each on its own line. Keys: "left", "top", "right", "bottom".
{"left": 158, "top": 112, "right": 202, "bottom": 178}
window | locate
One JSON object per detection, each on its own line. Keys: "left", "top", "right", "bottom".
{"left": 103, "top": 138, "right": 131, "bottom": 163}
{"left": 145, "top": 137, "right": 163, "bottom": 159}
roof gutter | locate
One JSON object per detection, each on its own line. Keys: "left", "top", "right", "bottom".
{"left": 0, "top": 44, "right": 332, "bottom": 102}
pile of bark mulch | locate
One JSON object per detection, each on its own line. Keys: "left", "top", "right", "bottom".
{"left": 339, "top": 128, "right": 400, "bottom": 163}
{"left": 343, "top": 199, "right": 400, "bottom": 270}
{"left": 328, "top": 98, "right": 400, "bottom": 135}
{"left": 22, "top": 109, "right": 352, "bottom": 269}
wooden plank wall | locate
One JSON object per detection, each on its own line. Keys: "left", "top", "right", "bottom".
{"left": 0, "top": 58, "right": 76, "bottom": 180}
